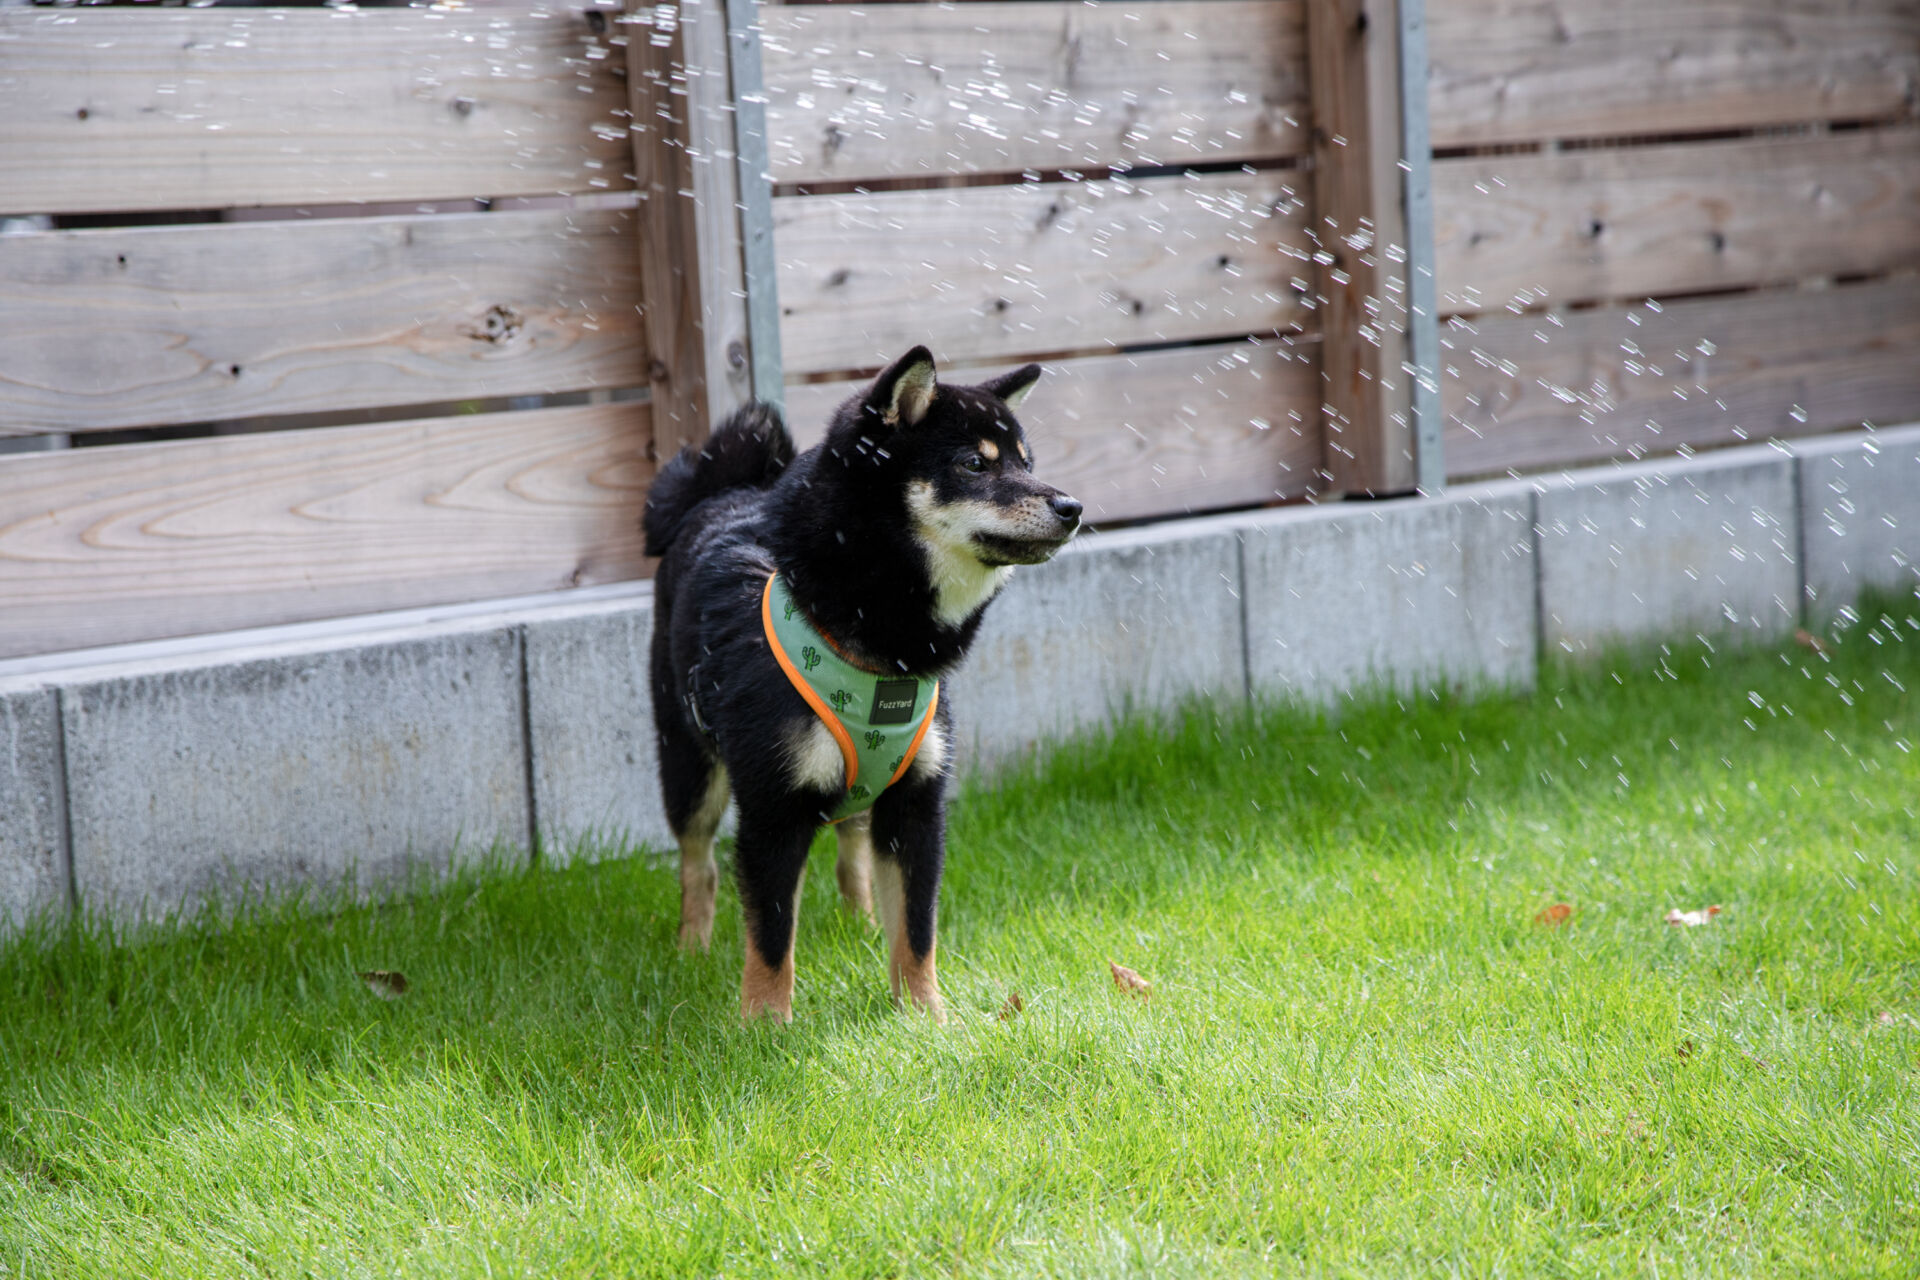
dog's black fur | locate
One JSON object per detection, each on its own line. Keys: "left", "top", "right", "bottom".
{"left": 644, "top": 346, "right": 1081, "bottom": 1021}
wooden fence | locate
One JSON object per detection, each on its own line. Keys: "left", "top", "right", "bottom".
{"left": 1, "top": 0, "right": 1916, "bottom": 661}
{"left": 1427, "top": 0, "right": 1920, "bottom": 477}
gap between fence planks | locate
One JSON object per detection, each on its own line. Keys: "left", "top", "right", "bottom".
{"left": 775, "top": 170, "right": 1313, "bottom": 376}
{"left": 0, "top": 210, "right": 645, "bottom": 437}
{"left": 782, "top": 340, "right": 1322, "bottom": 522}
{"left": 1434, "top": 126, "right": 1920, "bottom": 315}
{"left": 0, "top": 404, "right": 651, "bottom": 660}
{"left": 760, "top": 1, "right": 1309, "bottom": 185}
{"left": 1440, "top": 276, "right": 1920, "bottom": 478}
{"left": 1427, "top": 0, "right": 1920, "bottom": 150}
{"left": 0, "top": 6, "right": 631, "bottom": 216}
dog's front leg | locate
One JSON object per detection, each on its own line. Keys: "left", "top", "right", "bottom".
{"left": 871, "top": 786, "right": 948, "bottom": 1024}
{"left": 733, "top": 812, "right": 817, "bottom": 1023}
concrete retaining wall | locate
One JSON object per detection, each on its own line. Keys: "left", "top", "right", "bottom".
{"left": 3, "top": 427, "right": 1915, "bottom": 930}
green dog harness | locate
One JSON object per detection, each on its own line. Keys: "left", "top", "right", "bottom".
{"left": 761, "top": 572, "right": 941, "bottom": 823}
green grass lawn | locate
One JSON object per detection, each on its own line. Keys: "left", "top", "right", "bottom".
{"left": 4, "top": 598, "right": 1919, "bottom": 1278}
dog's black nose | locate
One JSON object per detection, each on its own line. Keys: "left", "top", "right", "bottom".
{"left": 1049, "top": 494, "right": 1083, "bottom": 525}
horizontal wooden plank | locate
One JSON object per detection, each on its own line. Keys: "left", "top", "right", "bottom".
{"left": 0, "top": 209, "right": 645, "bottom": 435}
{"left": 762, "top": 1, "right": 1308, "bottom": 184}
{"left": 1428, "top": 0, "right": 1920, "bottom": 148}
{"left": 0, "top": 6, "right": 631, "bottom": 216}
{"left": 775, "top": 171, "right": 1313, "bottom": 374}
{"left": 1, "top": 208, "right": 644, "bottom": 433}
{"left": 782, "top": 339, "right": 1322, "bottom": 523}
{"left": 1440, "top": 277, "right": 1920, "bottom": 478}
{"left": 1434, "top": 127, "right": 1920, "bottom": 313}
{"left": 0, "top": 404, "right": 651, "bottom": 659}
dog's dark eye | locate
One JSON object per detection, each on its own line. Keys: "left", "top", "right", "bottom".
{"left": 960, "top": 453, "right": 989, "bottom": 474}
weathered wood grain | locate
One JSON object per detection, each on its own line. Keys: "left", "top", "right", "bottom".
{"left": 782, "top": 339, "right": 1323, "bottom": 523}
{"left": 625, "top": 0, "right": 751, "bottom": 464}
{"left": 0, "top": 404, "right": 651, "bottom": 659}
{"left": 0, "top": 6, "right": 632, "bottom": 216}
{"left": 0, "top": 209, "right": 645, "bottom": 436}
{"left": 761, "top": 1, "right": 1309, "bottom": 184}
{"left": 1428, "top": 0, "right": 1920, "bottom": 149}
{"left": 1440, "top": 277, "right": 1920, "bottom": 478}
{"left": 774, "top": 171, "right": 1313, "bottom": 375}
{"left": 1434, "top": 126, "right": 1920, "bottom": 314}
{"left": 1307, "top": 0, "right": 1416, "bottom": 495}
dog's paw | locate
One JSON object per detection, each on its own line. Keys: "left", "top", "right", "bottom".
{"left": 919, "top": 994, "right": 949, "bottom": 1026}
{"left": 678, "top": 920, "right": 714, "bottom": 952}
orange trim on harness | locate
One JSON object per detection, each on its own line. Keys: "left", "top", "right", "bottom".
{"left": 761, "top": 573, "right": 860, "bottom": 792}
{"left": 887, "top": 681, "right": 939, "bottom": 789}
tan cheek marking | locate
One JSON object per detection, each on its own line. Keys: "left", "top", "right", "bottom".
{"left": 1017, "top": 441, "right": 1031, "bottom": 464}
{"left": 977, "top": 439, "right": 1000, "bottom": 461}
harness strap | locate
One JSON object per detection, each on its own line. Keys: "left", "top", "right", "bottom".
{"left": 759, "top": 573, "right": 940, "bottom": 821}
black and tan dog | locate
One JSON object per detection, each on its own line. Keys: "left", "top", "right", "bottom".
{"left": 642, "top": 347, "right": 1082, "bottom": 1021}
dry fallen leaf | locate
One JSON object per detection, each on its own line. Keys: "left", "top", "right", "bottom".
{"left": 1534, "top": 903, "right": 1573, "bottom": 927}
{"left": 1675, "top": 1039, "right": 1694, "bottom": 1060}
{"left": 997, "top": 991, "right": 1025, "bottom": 1022}
{"left": 1108, "top": 960, "right": 1152, "bottom": 999}
{"left": 1793, "top": 628, "right": 1828, "bottom": 655}
{"left": 359, "top": 970, "right": 410, "bottom": 1000}
{"left": 1664, "top": 905, "right": 1722, "bottom": 928}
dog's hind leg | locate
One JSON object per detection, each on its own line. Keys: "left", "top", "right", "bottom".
{"left": 833, "top": 813, "right": 876, "bottom": 921}
{"left": 734, "top": 812, "right": 816, "bottom": 1022}
{"left": 661, "top": 737, "right": 729, "bottom": 951}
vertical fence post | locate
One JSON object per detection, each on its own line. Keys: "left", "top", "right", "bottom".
{"left": 1307, "top": 0, "right": 1417, "bottom": 497}
{"left": 725, "top": 0, "right": 785, "bottom": 412}
{"left": 625, "top": 0, "right": 754, "bottom": 464}
{"left": 1397, "top": 0, "right": 1444, "bottom": 494}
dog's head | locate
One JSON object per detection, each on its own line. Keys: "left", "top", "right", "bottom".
{"left": 847, "top": 346, "right": 1083, "bottom": 576}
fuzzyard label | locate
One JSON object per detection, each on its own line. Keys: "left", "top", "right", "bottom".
{"left": 870, "top": 679, "right": 918, "bottom": 725}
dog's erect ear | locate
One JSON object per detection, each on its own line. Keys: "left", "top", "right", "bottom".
{"left": 981, "top": 363, "right": 1042, "bottom": 409}
{"left": 866, "top": 346, "right": 938, "bottom": 427}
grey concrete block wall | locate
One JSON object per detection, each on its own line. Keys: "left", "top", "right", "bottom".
{"left": 1794, "top": 424, "right": 1920, "bottom": 618}
{"left": 1239, "top": 484, "right": 1538, "bottom": 701}
{"left": 522, "top": 596, "right": 672, "bottom": 861}
{"left": 57, "top": 626, "right": 530, "bottom": 923}
{"left": 951, "top": 521, "right": 1246, "bottom": 766}
{"left": 1536, "top": 447, "right": 1800, "bottom": 655}
{"left": 0, "top": 687, "right": 67, "bottom": 928}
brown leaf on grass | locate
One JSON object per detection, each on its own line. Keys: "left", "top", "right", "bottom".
{"left": 1533, "top": 903, "right": 1573, "bottom": 927}
{"left": 1793, "top": 628, "right": 1828, "bottom": 655}
{"left": 1664, "top": 905, "right": 1722, "bottom": 928}
{"left": 358, "top": 970, "right": 410, "bottom": 1000}
{"left": 1108, "top": 960, "right": 1152, "bottom": 999}
{"left": 1675, "top": 1039, "right": 1695, "bottom": 1060}
{"left": 997, "top": 991, "right": 1025, "bottom": 1022}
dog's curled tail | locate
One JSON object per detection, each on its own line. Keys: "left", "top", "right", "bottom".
{"left": 643, "top": 401, "right": 795, "bottom": 556}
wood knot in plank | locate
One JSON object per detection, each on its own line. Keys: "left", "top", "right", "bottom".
{"left": 467, "top": 304, "right": 524, "bottom": 345}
